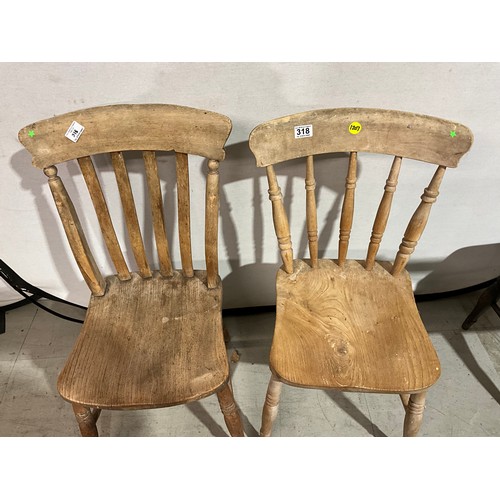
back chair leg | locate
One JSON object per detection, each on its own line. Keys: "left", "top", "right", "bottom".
{"left": 399, "top": 393, "right": 410, "bottom": 409}
{"left": 260, "top": 373, "right": 283, "bottom": 437}
{"left": 216, "top": 382, "right": 244, "bottom": 437}
{"left": 72, "top": 403, "right": 101, "bottom": 437}
{"left": 462, "top": 277, "right": 500, "bottom": 330}
{"left": 223, "top": 324, "right": 230, "bottom": 343}
{"left": 403, "top": 392, "right": 426, "bottom": 437}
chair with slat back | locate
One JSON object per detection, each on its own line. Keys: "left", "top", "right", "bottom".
{"left": 18, "top": 104, "right": 244, "bottom": 437}
{"left": 249, "top": 108, "right": 473, "bottom": 437}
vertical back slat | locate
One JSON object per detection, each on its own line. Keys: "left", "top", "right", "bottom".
{"left": 78, "top": 156, "right": 131, "bottom": 281}
{"left": 111, "top": 151, "right": 152, "bottom": 278}
{"left": 205, "top": 159, "right": 220, "bottom": 288}
{"left": 143, "top": 151, "right": 173, "bottom": 277}
{"left": 391, "top": 165, "right": 447, "bottom": 276}
{"left": 365, "top": 156, "right": 402, "bottom": 270}
{"left": 338, "top": 152, "right": 358, "bottom": 266}
{"left": 43, "top": 166, "right": 106, "bottom": 296}
{"left": 305, "top": 155, "right": 318, "bottom": 268}
{"left": 176, "top": 152, "right": 194, "bottom": 277}
{"left": 266, "top": 165, "right": 293, "bottom": 274}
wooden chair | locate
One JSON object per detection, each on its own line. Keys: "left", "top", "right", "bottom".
{"left": 249, "top": 108, "right": 473, "bottom": 436}
{"left": 18, "top": 104, "right": 244, "bottom": 436}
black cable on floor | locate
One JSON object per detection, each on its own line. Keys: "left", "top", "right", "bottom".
{"left": 0, "top": 259, "right": 86, "bottom": 333}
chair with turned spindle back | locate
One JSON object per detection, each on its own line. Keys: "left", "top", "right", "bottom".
{"left": 249, "top": 108, "right": 473, "bottom": 437}
{"left": 18, "top": 104, "right": 244, "bottom": 437}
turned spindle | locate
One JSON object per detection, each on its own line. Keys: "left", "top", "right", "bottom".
{"left": 338, "top": 152, "right": 357, "bottom": 266}
{"left": 365, "top": 156, "right": 402, "bottom": 270}
{"left": 266, "top": 165, "right": 293, "bottom": 274}
{"left": 72, "top": 403, "right": 101, "bottom": 437}
{"left": 44, "top": 166, "right": 105, "bottom": 296}
{"left": 216, "top": 383, "right": 245, "bottom": 437}
{"left": 260, "top": 374, "right": 283, "bottom": 437}
{"left": 403, "top": 392, "right": 426, "bottom": 437}
{"left": 392, "top": 165, "right": 447, "bottom": 276}
{"left": 206, "top": 159, "right": 220, "bottom": 288}
{"left": 305, "top": 155, "right": 318, "bottom": 268}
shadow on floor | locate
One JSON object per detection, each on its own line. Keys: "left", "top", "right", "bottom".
{"left": 444, "top": 331, "right": 500, "bottom": 406}
{"left": 325, "top": 391, "right": 388, "bottom": 437}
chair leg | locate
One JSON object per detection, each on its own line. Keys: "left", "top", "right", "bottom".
{"left": 223, "top": 324, "right": 230, "bottom": 343}
{"left": 260, "top": 373, "right": 283, "bottom": 437}
{"left": 72, "top": 403, "right": 100, "bottom": 437}
{"left": 216, "top": 382, "right": 244, "bottom": 437}
{"left": 403, "top": 392, "right": 426, "bottom": 437}
{"left": 399, "top": 393, "right": 410, "bottom": 409}
{"left": 462, "top": 278, "right": 500, "bottom": 330}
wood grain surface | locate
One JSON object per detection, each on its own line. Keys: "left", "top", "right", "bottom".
{"left": 251, "top": 107, "right": 473, "bottom": 436}
{"left": 270, "top": 259, "right": 440, "bottom": 392}
{"left": 19, "top": 105, "right": 242, "bottom": 435}
{"left": 19, "top": 104, "right": 231, "bottom": 169}
{"left": 57, "top": 272, "right": 229, "bottom": 409}
{"left": 249, "top": 107, "right": 473, "bottom": 168}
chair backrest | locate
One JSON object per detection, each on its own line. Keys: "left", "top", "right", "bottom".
{"left": 249, "top": 108, "right": 473, "bottom": 275}
{"left": 18, "top": 104, "right": 232, "bottom": 294}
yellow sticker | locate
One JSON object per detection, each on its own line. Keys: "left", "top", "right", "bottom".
{"left": 349, "top": 122, "right": 362, "bottom": 135}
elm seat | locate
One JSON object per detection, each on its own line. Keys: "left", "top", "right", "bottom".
{"left": 58, "top": 272, "right": 229, "bottom": 409}
{"left": 249, "top": 107, "right": 473, "bottom": 437}
{"left": 18, "top": 104, "right": 244, "bottom": 437}
{"left": 272, "top": 259, "right": 440, "bottom": 392}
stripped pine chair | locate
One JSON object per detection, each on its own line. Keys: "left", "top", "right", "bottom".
{"left": 249, "top": 108, "right": 473, "bottom": 436}
{"left": 18, "top": 104, "right": 244, "bottom": 436}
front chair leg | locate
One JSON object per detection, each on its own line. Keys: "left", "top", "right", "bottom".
{"left": 216, "top": 382, "right": 244, "bottom": 436}
{"left": 72, "top": 403, "right": 100, "bottom": 437}
{"left": 403, "top": 392, "right": 426, "bottom": 437}
{"left": 260, "top": 373, "right": 283, "bottom": 437}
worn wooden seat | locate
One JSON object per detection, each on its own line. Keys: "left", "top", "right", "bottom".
{"left": 58, "top": 272, "right": 227, "bottom": 409}
{"left": 273, "top": 259, "right": 439, "bottom": 391}
{"left": 18, "top": 104, "right": 244, "bottom": 436}
{"left": 249, "top": 108, "right": 473, "bottom": 436}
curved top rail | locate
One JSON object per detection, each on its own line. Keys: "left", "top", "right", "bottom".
{"left": 19, "top": 104, "right": 232, "bottom": 168}
{"left": 249, "top": 108, "right": 473, "bottom": 168}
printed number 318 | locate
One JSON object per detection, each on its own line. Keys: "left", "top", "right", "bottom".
{"left": 294, "top": 124, "right": 313, "bottom": 138}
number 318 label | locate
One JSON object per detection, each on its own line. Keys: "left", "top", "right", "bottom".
{"left": 294, "top": 124, "right": 313, "bottom": 139}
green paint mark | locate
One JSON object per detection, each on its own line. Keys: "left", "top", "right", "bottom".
{"left": 28, "top": 130, "right": 35, "bottom": 138}
{"left": 450, "top": 130, "right": 457, "bottom": 138}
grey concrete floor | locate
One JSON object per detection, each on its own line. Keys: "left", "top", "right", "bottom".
{"left": 1, "top": 288, "right": 499, "bottom": 437}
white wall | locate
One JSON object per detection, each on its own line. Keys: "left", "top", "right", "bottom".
{"left": 1, "top": 62, "right": 499, "bottom": 308}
